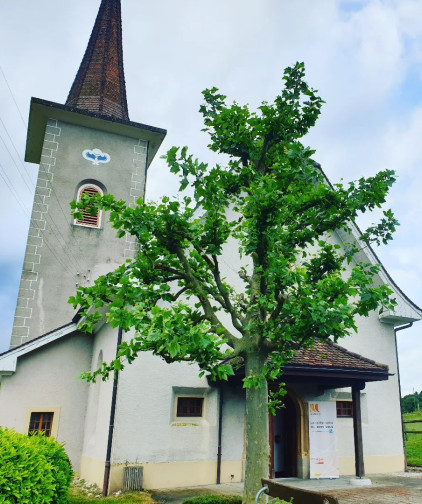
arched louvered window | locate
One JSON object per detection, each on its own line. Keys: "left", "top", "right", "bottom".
{"left": 75, "top": 184, "right": 103, "bottom": 228}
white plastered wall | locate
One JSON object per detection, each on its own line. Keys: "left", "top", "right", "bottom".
{"left": 219, "top": 382, "right": 246, "bottom": 482}
{"left": 336, "top": 311, "right": 405, "bottom": 472}
{"left": 104, "top": 346, "right": 246, "bottom": 490}
{"left": 328, "top": 226, "right": 404, "bottom": 469}
{"left": 0, "top": 332, "right": 92, "bottom": 472}
{"left": 79, "top": 323, "right": 118, "bottom": 487}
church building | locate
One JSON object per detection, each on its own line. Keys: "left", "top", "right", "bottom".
{"left": 0, "top": 0, "right": 421, "bottom": 494}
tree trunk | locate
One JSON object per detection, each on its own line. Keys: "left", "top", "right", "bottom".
{"left": 243, "top": 351, "right": 269, "bottom": 504}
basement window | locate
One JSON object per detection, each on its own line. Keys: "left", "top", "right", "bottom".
{"left": 28, "top": 412, "right": 54, "bottom": 437}
{"left": 336, "top": 400, "right": 353, "bottom": 418}
{"left": 176, "top": 397, "right": 204, "bottom": 417}
{"left": 74, "top": 184, "right": 103, "bottom": 228}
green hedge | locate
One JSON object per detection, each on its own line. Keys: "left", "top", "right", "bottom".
{"left": 0, "top": 427, "right": 73, "bottom": 504}
{"left": 183, "top": 496, "right": 242, "bottom": 504}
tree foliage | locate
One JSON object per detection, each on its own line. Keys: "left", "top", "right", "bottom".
{"left": 70, "top": 62, "right": 397, "bottom": 503}
{"left": 402, "top": 392, "right": 422, "bottom": 414}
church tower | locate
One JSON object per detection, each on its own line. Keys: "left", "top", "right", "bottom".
{"left": 10, "top": 0, "right": 166, "bottom": 347}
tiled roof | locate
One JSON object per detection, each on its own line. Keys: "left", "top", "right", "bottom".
{"left": 66, "top": 0, "right": 129, "bottom": 120}
{"left": 286, "top": 340, "right": 388, "bottom": 372}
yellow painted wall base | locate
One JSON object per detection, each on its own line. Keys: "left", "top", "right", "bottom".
{"left": 107, "top": 460, "right": 243, "bottom": 492}
{"left": 338, "top": 454, "right": 405, "bottom": 475}
{"left": 80, "top": 456, "right": 106, "bottom": 489}
{"left": 81, "top": 454, "right": 405, "bottom": 493}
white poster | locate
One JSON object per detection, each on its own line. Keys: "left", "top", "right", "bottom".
{"left": 309, "top": 401, "right": 339, "bottom": 479}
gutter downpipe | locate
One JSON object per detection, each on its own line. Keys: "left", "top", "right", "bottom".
{"left": 216, "top": 385, "right": 224, "bottom": 484}
{"left": 394, "top": 322, "right": 413, "bottom": 470}
{"left": 102, "top": 326, "right": 123, "bottom": 496}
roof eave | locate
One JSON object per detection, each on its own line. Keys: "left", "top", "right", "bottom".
{"left": 282, "top": 364, "right": 390, "bottom": 383}
{"left": 335, "top": 223, "right": 422, "bottom": 324}
{"left": 229, "top": 363, "right": 390, "bottom": 388}
{"left": 0, "top": 323, "right": 79, "bottom": 375}
{"left": 25, "top": 97, "right": 166, "bottom": 167}
{"left": 315, "top": 161, "right": 422, "bottom": 322}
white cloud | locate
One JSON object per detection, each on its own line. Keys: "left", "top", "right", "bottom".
{"left": 0, "top": 0, "right": 421, "bottom": 394}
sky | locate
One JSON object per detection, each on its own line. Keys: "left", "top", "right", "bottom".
{"left": 0, "top": 0, "right": 421, "bottom": 396}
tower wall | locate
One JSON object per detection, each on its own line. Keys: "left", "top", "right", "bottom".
{"left": 11, "top": 117, "right": 148, "bottom": 347}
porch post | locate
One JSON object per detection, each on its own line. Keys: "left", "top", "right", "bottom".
{"left": 352, "top": 382, "right": 365, "bottom": 478}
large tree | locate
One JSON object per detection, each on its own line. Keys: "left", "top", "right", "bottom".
{"left": 70, "top": 62, "right": 397, "bottom": 504}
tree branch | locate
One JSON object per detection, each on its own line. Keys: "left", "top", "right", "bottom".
{"left": 270, "top": 293, "right": 285, "bottom": 322}
{"left": 154, "top": 263, "right": 188, "bottom": 279}
{"left": 165, "top": 275, "right": 186, "bottom": 282}
{"left": 255, "top": 133, "right": 274, "bottom": 175}
{"left": 191, "top": 244, "right": 244, "bottom": 333}
{"left": 173, "top": 286, "right": 190, "bottom": 301}
{"left": 174, "top": 245, "right": 240, "bottom": 350}
{"left": 212, "top": 254, "right": 245, "bottom": 332}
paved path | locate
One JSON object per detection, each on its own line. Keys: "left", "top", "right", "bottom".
{"left": 151, "top": 473, "right": 422, "bottom": 504}
{"left": 329, "top": 473, "right": 422, "bottom": 504}
{"left": 269, "top": 472, "right": 422, "bottom": 504}
{"left": 151, "top": 482, "right": 243, "bottom": 504}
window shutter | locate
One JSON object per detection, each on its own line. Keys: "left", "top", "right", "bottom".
{"left": 76, "top": 186, "right": 101, "bottom": 227}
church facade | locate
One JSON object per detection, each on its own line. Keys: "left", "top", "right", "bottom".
{"left": 0, "top": 0, "right": 421, "bottom": 494}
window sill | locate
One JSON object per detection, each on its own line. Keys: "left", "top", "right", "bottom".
{"left": 171, "top": 418, "right": 208, "bottom": 427}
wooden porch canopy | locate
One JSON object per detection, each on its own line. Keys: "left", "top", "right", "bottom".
{"left": 282, "top": 340, "right": 390, "bottom": 479}
{"left": 226, "top": 341, "right": 390, "bottom": 480}
{"left": 282, "top": 340, "right": 390, "bottom": 389}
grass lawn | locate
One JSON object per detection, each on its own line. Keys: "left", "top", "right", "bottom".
{"left": 68, "top": 489, "right": 242, "bottom": 504}
{"left": 69, "top": 487, "right": 157, "bottom": 504}
{"left": 403, "top": 410, "right": 422, "bottom": 467}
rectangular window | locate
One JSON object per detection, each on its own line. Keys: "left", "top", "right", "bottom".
{"left": 336, "top": 401, "right": 353, "bottom": 418}
{"left": 28, "top": 412, "right": 54, "bottom": 436}
{"left": 176, "top": 397, "right": 204, "bottom": 417}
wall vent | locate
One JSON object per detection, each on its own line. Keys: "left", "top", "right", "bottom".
{"left": 123, "top": 466, "right": 143, "bottom": 491}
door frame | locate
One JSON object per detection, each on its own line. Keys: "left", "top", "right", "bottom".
{"left": 269, "top": 392, "right": 299, "bottom": 478}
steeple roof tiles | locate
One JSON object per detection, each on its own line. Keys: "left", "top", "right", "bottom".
{"left": 65, "top": 0, "right": 129, "bottom": 120}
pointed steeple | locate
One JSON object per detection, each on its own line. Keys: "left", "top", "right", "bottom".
{"left": 65, "top": 0, "right": 129, "bottom": 120}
